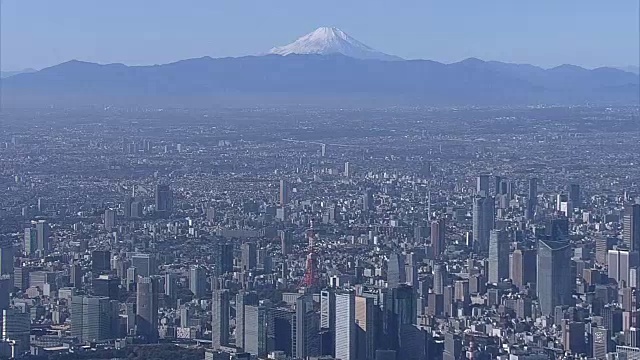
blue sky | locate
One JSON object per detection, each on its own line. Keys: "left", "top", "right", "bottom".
{"left": 2, "top": 0, "right": 638, "bottom": 70}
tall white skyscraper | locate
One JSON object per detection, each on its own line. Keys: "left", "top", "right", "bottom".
{"left": 335, "top": 291, "right": 355, "bottom": 360}
{"left": 488, "top": 230, "right": 509, "bottom": 284}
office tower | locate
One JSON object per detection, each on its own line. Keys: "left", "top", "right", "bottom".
{"left": 154, "top": 184, "right": 172, "bottom": 217}
{"left": 494, "top": 175, "right": 502, "bottom": 196}
{"left": 355, "top": 295, "right": 376, "bottom": 360}
{"left": 130, "top": 201, "right": 143, "bottom": 218}
{"left": 592, "top": 327, "right": 610, "bottom": 360}
{"left": 126, "top": 267, "right": 137, "bottom": 290}
{"left": 91, "top": 250, "right": 111, "bottom": 273}
{"left": 296, "top": 295, "right": 321, "bottom": 359}
{"left": 212, "top": 289, "right": 230, "bottom": 350}
{"left": 608, "top": 250, "right": 639, "bottom": 287}
{"left": 164, "top": 272, "right": 177, "bottom": 300}
{"left": 70, "top": 262, "right": 82, "bottom": 288}
{"left": 344, "top": 162, "right": 351, "bottom": 177}
{"left": 386, "top": 285, "right": 416, "bottom": 351}
{"left": 454, "top": 280, "right": 470, "bottom": 303}
{"left": 104, "top": 209, "right": 116, "bottom": 231}
{"left": 92, "top": 275, "right": 120, "bottom": 300}
{"left": 0, "top": 277, "right": 11, "bottom": 311}
{"left": 546, "top": 216, "right": 570, "bottom": 241}
{"left": 189, "top": 265, "right": 207, "bottom": 298}
{"left": 568, "top": 183, "right": 581, "bottom": 208}
{"left": 596, "top": 236, "right": 616, "bottom": 265}
{"left": 35, "top": 220, "right": 50, "bottom": 254}
{"left": 279, "top": 180, "right": 290, "bottom": 205}
{"left": 14, "top": 267, "right": 29, "bottom": 291}
{"left": 443, "top": 332, "right": 462, "bottom": 360}
{"left": 215, "top": 243, "right": 234, "bottom": 277}
{"left": 321, "top": 143, "right": 327, "bottom": 157}
{"left": 510, "top": 248, "right": 537, "bottom": 289}
{"left": 131, "top": 253, "right": 156, "bottom": 278}
{"left": 242, "top": 242, "right": 257, "bottom": 272}
{"left": 320, "top": 290, "right": 336, "bottom": 331}
{"left": 562, "top": 321, "right": 585, "bottom": 355}
{"left": 537, "top": 236, "right": 573, "bottom": 315}
{"left": 473, "top": 195, "right": 495, "bottom": 253}
{"left": 488, "top": 230, "right": 509, "bottom": 284}
{"left": 527, "top": 178, "right": 538, "bottom": 220}
{"left": 2, "top": 308, "right": 31, "bottom": 353}
{"left": 236, "top": 291, "right": 258, "bottom": 351}
{"left": 363, "top": 189, "right": 374, "bottom": 211}
{"left": 124, "top": 196, "right": 133, "bottom": 218}
{"left": 279, "top": 230, "right": 292, "bottom": 256}
{"left": 136, "top": 276, "right": 160, "bottom": 342}
{"left": 476, "top": 175, "right": 490, "bottom": 195}
{"left": 24, "top": 228, "right": 37, "bottom": 257}
{"left": 387, "top": 253, "right": 406, "bottom": 289}
{"left": 433, "top": 263, "right": 445, "bottom": 295}
{"left": 0, "top": 244, "right": 14, "bottom": 276}
{"left": 623, "top": 204, "right": 640, "bottom": 251}
{"left": 335, "top": 291, "right": 356, "bottom": 360}
{"left": 430, "top": 218, "right": 446, "bottom": 258}
{"left": 71, "top": 296, "right": 119, "bottom": 342}
{"left": 244, "top": 305, "right": 268, "bottom": 357}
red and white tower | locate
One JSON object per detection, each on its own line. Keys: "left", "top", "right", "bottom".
{"left": 301, "top": 220, "right": 319, "bottom": 289}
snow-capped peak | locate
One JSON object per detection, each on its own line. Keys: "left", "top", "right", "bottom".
{"left": 269, "top": 27, "right": 402, "bottom": 61}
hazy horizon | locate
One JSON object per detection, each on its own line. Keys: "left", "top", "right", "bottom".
{"left": 1, "top": 0, "right": 638, "bottom": 71}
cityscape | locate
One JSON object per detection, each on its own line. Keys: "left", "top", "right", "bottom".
{"left": 0, "top": 104, "right": 638, "bottom": 360}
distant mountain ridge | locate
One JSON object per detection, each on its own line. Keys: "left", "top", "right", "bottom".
{"left": 4, "top": 55, "right": 639, "bottom": 105}
{"left": 1, "top": 68, "right": 36, "bottom": 78}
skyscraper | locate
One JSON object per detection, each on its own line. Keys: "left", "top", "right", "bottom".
{"left": 236, "top": 291, "right": 258, "bottom": 351}
{"left": 212, "top": 289, "right": 230, "bottom": 350}
{"left": 568, "top": 183, "right": 581, "bottom": 209}
{"left": 104, "top": 209, "right": 116, "bottom": 231}
{"left": 355, "top": 295, "right": 376, "bottom": 360}
{"left": 189, "top": 265, "right": 207, "bottom": 299}
{"left": 430, "top": 218, "right": 446, "bottom": 258}
{"left": 607, "top": 249, "right": 638, "bottom": 287}
{"left": 473, "top": 195, "right": 495, "bottom": 253}
{"left": 510, "top": 248, "right": 537, "bottom": 290}
{"left": 71, "top": 296, "right": 119, "bottom": 343}
{"left": 136, "top": 276, "right": 160, "bottom": 342}
{"left": 242, "top": 242, "right": 257, "bottom": 272}
{"left": 295, "top": 295, "right": 320, "bottom": 359}
{"left": 363, "top": 189, "right": 374, "bottom": 211}
{"left": 2, "top": 308, "right": 31, "bottom": 353}
{"left": 0, "top": 244, "right": 14, "bottom": 276}
{"left": 154, "top": 184, "right": 172, "bottom": 217}
{"left": 91, "top": 250, "right": 111, "bottom": 273}
{"left": 335, "top": 291, "right": 356, "bottom": 360}
{"left": 488, "top": 230, "right": 509, "bottom": 284}
{"left": 623, "top": 204, "right": 640, "bottom": 252}
{"left": 215, "top": 243, "right": 234, "bottom": 277}
{"left": 35, "top": 220, "right": 50, "bottom": 255}
{"left": 527, "top": 178, "right": 538, "bottom": 220}
{"left": 279, "top": 180, "right": 290, "bottom": 205}
{"left": 537, "top": 236, "right": 573, "bottom": 316}
{"left": 131, "top": 253, "right": 156, "bottom": 278}
{"left": 387, "top": 253, "right": 406, "bottom": 289}
{"left": 476, "top": 175, "right": 490, "bottom": 195}
{"left": 24, "top": 228, "right": 37, "bottom": 257}
{"left": 244, "top": 305, "right": 268, "bottom": 357}
{"left": 320, "top": 289, "right": 336, "bottom": 331}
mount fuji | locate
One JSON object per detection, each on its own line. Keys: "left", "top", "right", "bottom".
{"left": 269, "top": 27, "right": 403, "bottom": 61}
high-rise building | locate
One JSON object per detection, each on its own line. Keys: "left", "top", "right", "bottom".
{"left": 568, "top": 183, "right": 581, "bottom": 208}
{"left": 136, "top": 276, "right": 160, "bottom": 342}
{"left": 0, "top": 244, "right": 14, "bottom": 276}
{"left": 510, "top": 248, "right": 537, "bottom": 289}
{"left": 295, "top": 295, "right": 320, "bottom": 359}
{"left": 164, "top": 272, "right": 177, "bottom": 300}
{"left": 320, "top": 290, "right": 336, "bottom": 331}
{"left": 104, "top": 209, "right": 116, "bottom": 231}
{"left": 131, "top": 253, "right": 156, "bottom": 278}
{"left": 92, "top": 275, "right": 120, "bottom": 300}
{"left": 236, "top": 291, "right": 258, "bottom": 351}
{"left": 488, "top": 230, "right": 509, "bottom": 284}
{"left": 623, "top": 204, "right": 640, "bottom": 252}
{"left": 215, "top": 243, "right": 234, "bottom": 277}
{"left": 344, "top": 162, "right": 351, "bottom": 177}
{"left": 527, "top": 178, "right": 538, "bottom": 220}
{"left": 387, "top": 253, "right": 406, "bottom": 289}
{"left": 279, "top": 180, "right": 290, "bottom": 205}
{"left": 71, "top": 296, "right": 119, "bottom": 343}
{"left": 363, "top": 189, "right": 374, "bottom": 211}
{"left": 537, "top": 236, "right": 573, "bottom": 316}
{"left": 335, "top": 291, "right": 356, "bottom": 360}
{"left": 433, "top": 263, "right": 445, "bottom": 295}
{"left": 473, "top": 195, "right": 495, "bottom": 253}
{"left": 189, "top": 265, "right": 207, "bottom": 299}
{"left": 562, "top": 321, "right": 585, "bottom": 355}
{"left": 546, "top": 216, "right": 569, "bottom": 242}
{"left": 2, "top": 308, "right": 31, "bottom": 353}
{"left": 355, "top": 295, "right": 376, "bottom": 360}
{"left": 35, "top": 220, "right": 50, "bottom": 254}
{"left": 430, "top": 218, "right": 446, "bottom": 258}
{"left": 476, "top": 175, "right": 490, "bottom": 195}
{"left": 212, "top": 289, "right": 230, "bottom": 349}
{"left": 595, "top": 236, "right": 616, "bottom": 265}
{"left": 607, "top": 249, "right": 639, "bottom": 287}
{"left": 592, "top": 327, "right": 610, "bottom": 360}
{"left": 0, "top": 277, "right": 11, "bottom": 311}
{"left": 386, "top": 285, "right": 416, "bottom": 351}
{"left": 269, "top": 307, "right": 296, "bottom": 356}
{"left": 154, "top": 184, "right": 172, "bottom": 217}
{"left": 443, "top": 332, "right": 462, "bottom": 360}
{"left": 242, "top": 242, "right": 257, "bottom": 272}
{"left": 91, "top": 250, "right": 111, "bottom": 273}
{"left": 244, "top": 305, "right": 268, "bottom": 357}
{"left": 124, "top": 196, "right": 133, "bottom": 219}
{"left": 24, "top": 228, "right": 37, "bottom": 257}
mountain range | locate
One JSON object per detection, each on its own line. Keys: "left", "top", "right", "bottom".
{"left": 4, "top": 27, "right": 639, "bottom": 106}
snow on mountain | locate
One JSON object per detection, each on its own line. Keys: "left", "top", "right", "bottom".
{"left": 269, "top": 27, "right": 403, "bottom": 61}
